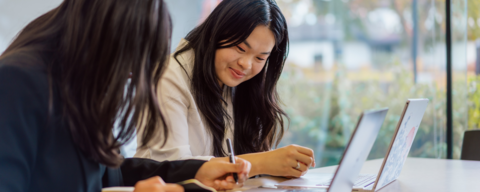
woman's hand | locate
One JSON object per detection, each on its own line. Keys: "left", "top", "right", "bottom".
{"left": 265, "top": 145, "right": 315, "bottom": 177}
{"left": 134, "top": 176, "right": 183, "bottom": 192}
{"left": 236, "top": 144, "right": 315, "bottom": 178}
{"left": 195, "top": 157, "right": 251, "bottom": 190}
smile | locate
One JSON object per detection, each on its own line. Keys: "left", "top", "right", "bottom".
{"left": 229, "top": 67, "right": 245, "bottom": 79}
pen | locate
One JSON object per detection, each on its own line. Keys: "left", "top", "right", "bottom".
{"left": 226, "top": 138, "right": 238, "bottom": 183}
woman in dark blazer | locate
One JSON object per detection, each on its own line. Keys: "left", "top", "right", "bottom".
{"left": 0, "top": 0, "right": 250, "bottom": 192}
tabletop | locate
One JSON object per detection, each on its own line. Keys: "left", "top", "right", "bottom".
{"left": 238, "top": 157, "right": 480, "bottom": 192}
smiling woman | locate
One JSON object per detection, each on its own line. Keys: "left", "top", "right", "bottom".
{"left": 215, "top": 25, "right": 275, "bottom": 87}
{"left": 0, "top": 0, "right": 251, "bottom": 191}
{"left": 135, "top": 0, "right": 316, "bottom": 178}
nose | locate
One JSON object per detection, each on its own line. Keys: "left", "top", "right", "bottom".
{"left": 237, "top": 56, "right": 252, "bottom": 70}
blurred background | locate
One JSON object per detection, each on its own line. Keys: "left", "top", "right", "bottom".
{"left": 1, "top": 0, "right": 479, "bottom": 167}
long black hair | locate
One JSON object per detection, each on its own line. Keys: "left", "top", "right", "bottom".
{"left": 174, "top": 0, "right": 288, "bottom": 157}
{"left": 1, "top": 0, "right": 172, "bottom": 167}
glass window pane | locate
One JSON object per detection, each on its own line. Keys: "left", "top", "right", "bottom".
{"left": 276, "top": 0, "right": 454, "bottom": 166}
{"left": 466, "top": 0, "right": 480, "bottom": 156}
{"left": 452, "top": 0, "right": 467, "bottom": 159}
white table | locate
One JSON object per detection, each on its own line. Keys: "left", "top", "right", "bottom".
{"left": 239, "top": 157, "right": 480, "bottom": 192}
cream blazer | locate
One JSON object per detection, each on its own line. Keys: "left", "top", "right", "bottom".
{"left": 135, "top": 39, "right": 233, "bottom": 161}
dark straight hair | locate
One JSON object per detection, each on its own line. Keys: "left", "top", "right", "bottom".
{"left": 174, "top": 0, "right": 288, "bottom": 157}
{"left": 1, "top": 0, "right": 172, "bottom": 167}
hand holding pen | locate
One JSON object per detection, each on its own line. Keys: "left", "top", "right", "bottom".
{"left": 194, "top": 140, "right": 251, "bottom": 190}
{"left": 226, "top": 138, "right": 238, "bottom": 183}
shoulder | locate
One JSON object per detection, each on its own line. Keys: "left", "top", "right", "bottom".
{"left": 0, "top": 50, "right": 48, "bottom": 78}
{"left": 0, "top": 53, "right": 50, "bottom": 144}
{"left": 0, "top": 52, "right": 50, "bottom": 109}
{"left": 0, "top": 51, "right": 48, "bottom": 87}
{"left": 170, "top": 39, "right": 195, "bottom": 76}
{"left": 156, "top": 42, "right": 196, "bottom": 106}
{"left": 0, "top": 65, "right": 44, "bottom": 83}
{"left": 161, "top": 40, "right": 195, "bottom": 91}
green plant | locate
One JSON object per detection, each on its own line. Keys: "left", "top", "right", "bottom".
{"left": 276, "top": 59, "right": 469, "bottom": 166}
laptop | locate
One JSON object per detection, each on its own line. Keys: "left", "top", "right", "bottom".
{"left": 276, "top": 108, "right": 388, "bottom": 192}
{"left": 277, "top": 99, "right": 429, "bottom": 192}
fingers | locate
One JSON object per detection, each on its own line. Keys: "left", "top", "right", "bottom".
{"left": 288, "top": 159, "right": 305, "bottom": 177}
{"left": 288, "top": 167, "right": 303, "bottom": 178}
{"left": 134, "top": 176, "right": 173, "bottom": 192}
{"left": 234, "top": 157, "right": 251, "bottom": 181}
{"left": 294, "top": 153, "right": 314, "bottom": 168}
{"left": 282, "top": 159, "right": 306, "bottom": 178}
{"left": 134, "top": 183, "right": 183, "bottom": 192}
{"left": 133, "top": 183, "right": 164, "bottom": 192}
{"left": 222, "top": 157, "right": 250, "bottom": 176}
{"left": 138, "top": 176, "right": 165, "bottom": 185}
{"left": 213, "top": 179, "right": 242, "bottom": 190}
{"left": 225, "top": 175, "right": 235, "bottom": 183}
{"left": 194, "top": 158, "right": 251, "bottom": 191}
{"left": 289, "top": 160, "right": 308, "bottom": 172}
{"left": 289, "top": 145, "right": 316, "bottom": 167}
{"left": 218, "top": 157, "right": 250, "bottom": 184}
{"left": 205, "top": 157, "right": 250, "bottom": 187}
{"left": 163, "top": 184, "right": 184, "bottom": 192}
{"left": 292, "top": 145, "right": 314, "bottom": 157}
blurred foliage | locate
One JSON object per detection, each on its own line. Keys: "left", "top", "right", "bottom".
{"left": 452, "top": 77, "right": 469, "bottom": 158}
{"left": 275, "top": 0, "right": 470, "bottom": 167}
{"left": 276, "top": 59, "right": 473, "bottom": 166}
{"left": 468, "top": 76, "right": 480, "bottom": 129}
{"left": 278, "top": 0, "right": 448, "bottom": 47}
{"left": 467, "top": 0, "right": 480, "bottom": 40}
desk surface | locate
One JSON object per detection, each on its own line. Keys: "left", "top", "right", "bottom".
{"left": 241, "top": 157, "right": 480, "bottom": 192}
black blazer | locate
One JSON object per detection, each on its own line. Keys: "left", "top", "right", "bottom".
{"left": 0, "top": 52, "right": 205, "bottom": 192}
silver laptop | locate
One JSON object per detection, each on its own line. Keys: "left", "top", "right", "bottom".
{"left": 277, "top": 99, "right": 429, "bottom": 192}
{"left": 276, "top": 108, "right": 388, "bottom": 192}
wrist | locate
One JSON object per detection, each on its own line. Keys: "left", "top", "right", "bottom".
{"left": 255, "top": 151, "right": 270, "bottom": 175}
{"left": 238, "top": 152, "right": 268, "bottom": 177}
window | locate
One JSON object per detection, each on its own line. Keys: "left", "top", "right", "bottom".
{"left": 1, "top": 0, "right": 472, "bottom": 164}
{"left": 275, "top": 0, "right": 467, "bottom": 166}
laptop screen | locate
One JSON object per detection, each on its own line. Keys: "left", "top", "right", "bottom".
{"left": 328, "top": 109, "right": 388, "bottom": 192}
{"left": 375, "top": 99, "right": 429, "bottom": 190}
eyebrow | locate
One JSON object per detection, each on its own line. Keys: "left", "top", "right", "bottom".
{"left": 243, "top": 40, "right": 271, "bottom": 55}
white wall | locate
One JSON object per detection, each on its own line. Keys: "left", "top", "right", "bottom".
{"left": 164, "top": 0, "right": 204, "bottom": 52}
{"left": 0, "top": 0, "right": 63, "bottom": 53}
{"left": 0, "top": 0, "right": 204, "bottom": 54}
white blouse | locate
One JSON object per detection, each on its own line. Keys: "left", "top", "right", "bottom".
{"left": 134, "top": 39, "right": 233, "bottom": 161}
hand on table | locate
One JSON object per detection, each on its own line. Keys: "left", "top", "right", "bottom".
{"left": 262, "top": 144, "right": 315, "bottom": 177}
{"left": 195, "top": 157, "right": 251, "bottom": 190}
{"left": 134, "top": 176, "right": 183, "bottom": 192}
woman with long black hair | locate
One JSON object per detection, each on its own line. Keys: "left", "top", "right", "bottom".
{"left": 136, "top": 0, "right": 315, "bottom": 177}
{"left": 0, "top": 0, "right": 250, "bottom": 191}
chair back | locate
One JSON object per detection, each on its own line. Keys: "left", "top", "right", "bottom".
{"left": 461, "top": 130, "right": 480, "bottom": 161}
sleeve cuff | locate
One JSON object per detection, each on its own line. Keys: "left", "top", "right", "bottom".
{"left": 120, "top": 158, "right": 207, "bottom": 185}
{"left": 178, "top": 156, "right": 215, "bottom": 161}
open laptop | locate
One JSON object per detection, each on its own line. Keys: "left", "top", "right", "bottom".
{"left": 277, "top": 99, "right": 429, "bottom": 192}
{"left": 276, "top": 108, "right": 388, "bottom": 192}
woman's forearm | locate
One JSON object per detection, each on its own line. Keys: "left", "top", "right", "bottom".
{"left": 211, "top": 152, "right": 268, "bottom": 177}
{"left": 237, "top": 152, "right": 268, "bottom": 177}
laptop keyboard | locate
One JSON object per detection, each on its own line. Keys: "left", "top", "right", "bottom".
{"left": 316, "top": 174, "right": 377, "bottom": 188}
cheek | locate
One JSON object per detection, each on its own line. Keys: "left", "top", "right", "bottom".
{"left": 215, "top": 49, "right": 238, "bottom": 68}
{"left": 251, "top": 62, "right": 266, "bottom": 76}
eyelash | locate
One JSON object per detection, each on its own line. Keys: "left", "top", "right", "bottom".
{"left": 236, "top": 45, "right": 266, "bottom": 61}
{"left": 236, "top": 45, "right": 245, "bottom": 52}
